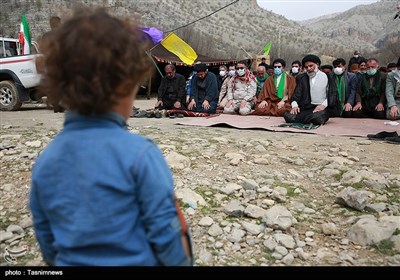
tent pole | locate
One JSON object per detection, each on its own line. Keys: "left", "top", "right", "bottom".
{"left": 146, "top": 50, "right": 164, "bottom": 78}
{"left": 240, "top": 47, "right": 253, "bottom": 60}
{"left": 240, "top": 47, "right": 254, "bottom": 69}
{"left": 146, "top": 76, "right": 152, "bottom": 100}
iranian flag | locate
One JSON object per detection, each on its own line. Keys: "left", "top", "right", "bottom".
{"left": 19, "top": 15, "right": 31, "bottom": 55}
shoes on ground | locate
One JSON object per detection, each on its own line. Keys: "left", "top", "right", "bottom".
{"left": 385, "top": 136, "right": 400, "bottom": 144}
{"left": 154, "top": 110, "right": 162, "bottom": 118}
{"left": 146, "top": 111, "right": 155, "bottom": 118}
{"left": 367, "top": 131, "right": 398, "bottom": 140}
{"left": 132, "top": 110, "right": 148, "bottom": 118}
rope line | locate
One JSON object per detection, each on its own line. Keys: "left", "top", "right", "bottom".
{"left": 165, "top": 0, "right": 240, "bottom": 33}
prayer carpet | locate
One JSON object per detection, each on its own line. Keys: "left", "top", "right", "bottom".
{"left": 177, "top": 115, "right": 400, "bottom": 137}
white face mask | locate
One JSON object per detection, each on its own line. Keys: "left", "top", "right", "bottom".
{"left": 237, "top": 69, "right": 246, "bottom": 76}
{"left": 334, "top": 67, "right": 344, "bottom": 75}
{"left": 354, "top": 55, "right": 359, "bottom": 58}
{"left": 291, "top": 67, "right": 299, "bottom": 74}
{"left": 219, "top": 70, "right": 226, "bottom": 77}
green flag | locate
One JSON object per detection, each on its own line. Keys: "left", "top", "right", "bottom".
{"left": 263, "top": 41, "right": 272, "bottom": 56}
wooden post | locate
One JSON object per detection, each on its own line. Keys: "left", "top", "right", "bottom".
{"left": 147, "top": 76, "right": 152, "bottom": 100}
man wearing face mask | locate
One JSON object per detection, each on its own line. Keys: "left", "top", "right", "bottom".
{"left": 387, "top": 63, "right": 397, "bottom": 73}
{"left": 217, "top": 65, "right": 229, "bottom": 92}
{"left": 155, "top": 64, "right": 186, "bottom": 110}
{"left": 348, "top": 50, "right": 365, "bottom": 72}
{"left": 330, "top": 58, "right": 357, "bottom": 118}
{"left": 218, "top": 65, "right": 236, "bottom": 108}
{"left": 224, "top": 62, "right": 257, "bottom": 115}
{"left": 290, "top": 60, "right": 302, "bottom": 80}
{"left": 385, "top": 57, "right": 400, "bottom": 120}
{"left": 253, "top": 58, "right": 296, "bottom": 116}
{"left": 188, "top": 63, "right": 219, "bottom": 114}
{"left": 353, "top": 58, "right": 386, "bottom": 119}
{"left": 284, "top": 54, "right": 338, "bottom": 125}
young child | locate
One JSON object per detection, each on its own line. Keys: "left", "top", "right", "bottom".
{"left": 29, "top": 7, "right": 192, "bottom": 266}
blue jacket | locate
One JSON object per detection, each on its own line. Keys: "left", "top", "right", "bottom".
{"left": 30, "top": 111, "right": 191, "bottom": 266}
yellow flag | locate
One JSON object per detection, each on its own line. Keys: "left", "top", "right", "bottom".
{"left": 161, "top": 32, "right": 198, "bottom": 65}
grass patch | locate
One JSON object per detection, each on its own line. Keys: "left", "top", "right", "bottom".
{"left": 351, "top": 181, "right": 365, "bottom": 189}
{"left": 385, "top": 187, "right": 400, "bottom": 205}
{"left": 333, "top": 170, "right": 345, "bottom": 181}
{"left": 273, "top": 181, "right": 300, "bottom": 198}
{"left": 200, "top": 205, "right": 214, "bottom": 215}
{"left": 371, "top": 239, "right": 398, "bottom": 256}
{"left": 263, "top": 249, "right": 276, "bottom": 263}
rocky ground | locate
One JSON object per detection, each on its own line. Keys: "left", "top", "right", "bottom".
{"left": 1, "top": 98, "right": 399, "bottom": 266}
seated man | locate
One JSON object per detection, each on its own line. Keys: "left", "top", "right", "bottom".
{"left": 218, "top": 65, "right": 235, "bottom": 108}
{"left": 284, "top": 54, "right": 338, "bottom": 125}
{"left": 387, "top": 62, "right": 397, "bottom": 73}
{"left": 255, "top": 65, "right": 268, "bottom": 100}
{"left": 290, "top": 60, "right": 302, "bottom": 80}
{"left": 386, "top": 57, "right": 400, "bottom": 120}
{"left": 253, "top": 58, "right": 296, "bottom": 116}
{"left": 187, "top": 63, "right": 219, "bottom": 114}
{"left": 224, "top": 62, "right": 256, "bottom": 115}
{"left": 155, "top": 64, "right": 186, "bottom": 110}
{"left": 353, "top": 58, "right": 386, "bottom": 119}
{"left": 321, "top": 64, "right": 333, "bottom": 74}
{"left": 330, "top": 58, "right": 357, "bottom": 118}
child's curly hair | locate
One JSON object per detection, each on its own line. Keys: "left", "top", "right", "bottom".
{"left": 41, "top": 7, "right": 153, "bottom": 115}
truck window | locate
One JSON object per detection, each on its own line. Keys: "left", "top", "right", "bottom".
{"left": 4, "top": 41, "right": 18, "bottom": 56}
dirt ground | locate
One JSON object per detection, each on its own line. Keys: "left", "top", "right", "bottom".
{"left": 1, "top": 97, "right": 399, "bottom": 172}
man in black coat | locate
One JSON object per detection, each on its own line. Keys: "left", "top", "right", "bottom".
{"left": 284, "top": 54, "right": 338, "bottom": 125}
{"left": 155, "top": 64, "right": 186, "bottom": 110}
{"left": 348, "top": 50, "right": 366, "bottom": 71}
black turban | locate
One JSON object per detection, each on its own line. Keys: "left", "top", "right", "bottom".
{"left": 193, "top": 63, "right": 207, "bottom": 72}
{"left": 302, "top": 55, "right": 321, "bottom": 66}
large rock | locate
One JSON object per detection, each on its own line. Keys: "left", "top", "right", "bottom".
{"left": 347, "top": 217, "right": 398, "bottom": 246}
{"left": 263, "top": 205, "right": 295, "bottom": 231}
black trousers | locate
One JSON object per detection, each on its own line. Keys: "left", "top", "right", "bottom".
{"left": 284, "top": 106, "right": 330, "bottom": 125}
{"left": 352, "top": 97, "right": 385, "bottom": 119}
{"left": 352, "top": 106, "right": 386, "bottom": 119}
{"left": 156, "top": 96, "right": 186, "bottom": 110}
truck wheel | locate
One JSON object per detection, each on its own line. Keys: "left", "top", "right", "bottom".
{"left": 0, "top": 81, "right": 22, "bottom": 111}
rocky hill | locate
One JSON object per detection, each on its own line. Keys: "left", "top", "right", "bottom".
{"left": 0, "top": 0, "right": 398, "bottom": 64}
{"left": 300, "top": 0, "right": 400, "bottom": 61}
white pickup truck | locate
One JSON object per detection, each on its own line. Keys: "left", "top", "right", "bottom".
{"left": 0, "top": 37, "right": 42, "bottom": 111}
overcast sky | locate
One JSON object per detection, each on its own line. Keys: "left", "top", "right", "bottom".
{"left": 256, "top": 0, "right": 380, "bottom": 21}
